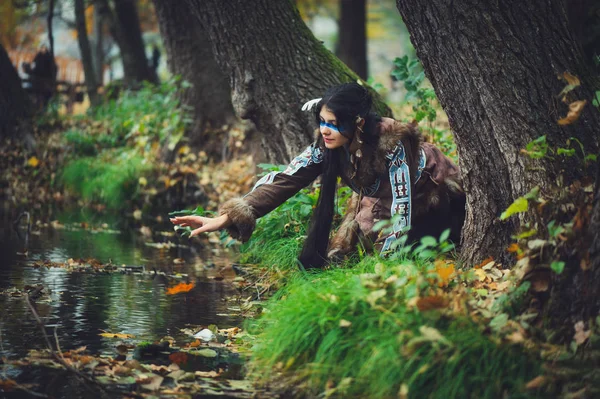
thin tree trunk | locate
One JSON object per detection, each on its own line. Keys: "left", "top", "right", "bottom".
{"left": 93, "top": 5, "right": 105, "bottom": 85}
{"left": 337, "top": 0, "right": 367, "bottom": 79}
{"left": 0, "top": 43, "right": 34, "bottom": 148}
{"left": 47, "top": 0, "right": 55, "bottom": 57}
{"left": 396, "top": 0, "right": 600, "bottom": 265}
{"left": 96, "top": 0, "right": 157, "bottom": 86}
{"left": 74, "top": 0, "right": 99, "bottom": 106}
{"left": 153, "top": 0, "right": 235, "bottom": 160}
{"left": 185, "top": 0, "right": 391, "bottom": 163}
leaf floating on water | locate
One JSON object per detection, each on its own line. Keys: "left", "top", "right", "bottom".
{"left": 193, "top": 328, "right": 216, "bottom": 342}
{"left": 138, "top": 374, "right": 164, "bottom": 391}
{"left": 98, "top": 330, "right": 135, "bottom": 339}
{"left": 168, "top": 352, "right": 189, "bottom": 365}
{"left": 166, "top": 282, "right": 195, "bottom": 295}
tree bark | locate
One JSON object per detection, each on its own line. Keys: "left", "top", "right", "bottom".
{"left": 0, "top": 43, "right": 34, "bottom": 147}
{"left": 93, "top": 5, "right": 105, "bottom": 85}
{"left": 74, "top": 0, "right": 99, "bottom": 106}
{"left": 47, "top": 0, "right": 55, "bottom": 57}
{"left": 337, "top": 0, "right": 367, "bottom": 79}
{"left": 185, "top": 0, "right": 391, "bottom": 163}
{"left": 153, "top": 0, "right": 235, "bottom": 159}
{"left": 96, "top": 0, "right": 157, "bottom": 86}
{"left": 396, "top": 0, "right": 600, "bottom": 265}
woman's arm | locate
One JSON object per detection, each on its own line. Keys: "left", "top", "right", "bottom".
{"left": 170, "top": 214, "right": 232, "bottom": 238}
{"left": 218, "top": 143, "right": 324, "bottom": 241}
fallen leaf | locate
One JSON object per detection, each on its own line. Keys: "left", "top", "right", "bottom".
{"left": 416, "top": 295, "right": 448, "bottom": 311}
{"left": 169, "top": 352, "right": 189, "bottom": 365}
{"left": 558, "top": 100, "right": 586, "bottom": 125}
{"left": 561, "top": 71, "right": 580, "bottom": 86}
{"left": 475, "top": 256, "right": 494, "bottom": 269}
{"left": 27, "top": 156, "right": 39, "bottom": 167}
{"left": 398, "top": 383, "right": 409, "bottom": 399}
{"left": 98, "top": 330, "right": 135, "bottom": 339}
{"left": 506, "top": 331, "right": 525, "bottom": 343}
{"left": 573, "top": 321, "right": 591, "bottom": 345}
{"left": 166, "top": 282, "right": 195, "bottom": 295}
{"left": 434, "top": 260, "right": 455, "bottom": 287}
{"left": 193, "top": 348, "right": 218, "bottom": 358}
{"left": 339, "top": 319, "right": 352, "bottom": 328}
{"left": 365, "top": 289, "right": 387, "bottom": 307}
{"left": 138, "top": 374, "right": 164, "bottom": 391}
{"left": 419, "top": 326, "right": 448, "bottom": 344}
{"left": 525, "top": 375, "right": 548, "bottom": 389}
{"left": 474, "top": 269, "right": 487, "bottom": 281}
{"left": 195, "top": 370, "right": 220, "bottom": 378}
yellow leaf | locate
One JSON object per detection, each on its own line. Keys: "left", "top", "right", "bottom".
{"left": 474, "top": 269, "right": 487, "bottom": 281}
{"left": 506, "top": 243, "right": 520, "bottom": 253}
{"left": 558, "top": 100, "right": 586, "bottom": 125}
{"left": 178, "top": 145, "right": 190, "bottom": 155}
{"left": 434, "top": 260, "right": 455, "bottom": 287}
{"left": 27, "top": 156, "right": 39, "bottom": 167}
{"left": 561, "top": 72, "right": 580, "bottom": 87}
{"left": 98, "top": 331, "right": 135, "bottom": 339}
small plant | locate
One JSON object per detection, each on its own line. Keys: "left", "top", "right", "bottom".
{"left": 391, "top": 55, "right": 437, "bottom": 123}
{"left": 390, "top": 55, "right": 457, "bottom": 160}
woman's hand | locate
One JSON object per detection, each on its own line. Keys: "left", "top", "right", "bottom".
{"left": 170, "top": 214, "right": 232, "bottom": 238}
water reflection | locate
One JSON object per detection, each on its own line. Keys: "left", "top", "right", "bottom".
{"left": 0, "top": 210, "right": 242, "bottom": 361}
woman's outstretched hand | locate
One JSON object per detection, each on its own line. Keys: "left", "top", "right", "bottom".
{"left": 170, "top": 214, "right": 231, "bottom": 238}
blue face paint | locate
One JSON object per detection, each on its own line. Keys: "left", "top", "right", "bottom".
{"left": 319, "top": 121, "right": 343, "bottom": 133}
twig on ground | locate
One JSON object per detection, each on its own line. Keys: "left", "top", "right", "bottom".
{"left": 24, "top": 294, "right": 145, "bottom": 399}
{"left": 0, "top": 327, "right": 50, "bottom": 398}
{"left": 24, "top": 294, "right": 111, "bottom": 398}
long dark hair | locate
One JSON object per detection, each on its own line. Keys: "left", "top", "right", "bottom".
{"left": 298, "top": 82, "right": 377, "bottom": 269}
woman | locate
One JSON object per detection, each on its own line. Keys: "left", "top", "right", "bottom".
{"left": 171, "top": 83, "right": 466, "bottom": 269}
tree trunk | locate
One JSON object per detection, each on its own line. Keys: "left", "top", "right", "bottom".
{"left": 0, "top": 43, "right": 34, "bottom": 147}
{"left": 74, "top": 0, "right": 99, "bottom": 106}
{"left": 153, "top": 0, "right": 236, "bottom": 159}
{"left": 96, "top": 0, "right": 157, "bottom": 86}
{"left": 93, "top": 5, "right": 105, "bottom": 85}
{"left": 185, "top": 0, "right": 391, "bottom": 163}
{"left": 337, "top": 0, "right": 367, "bottom": 79}
{"left": 396, "top": 0, "right": 600, "bottom": 265}
{"left": 47, "top": 0, "right": 55, "bottom": 57}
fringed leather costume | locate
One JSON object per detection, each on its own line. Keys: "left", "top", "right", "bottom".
{"left": 220, "top": 118, "right": 466, "bottom": 258}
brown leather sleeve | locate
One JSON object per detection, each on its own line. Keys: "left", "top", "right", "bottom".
{"left": 244, "top": 162, "right": 322, "bottom": 217}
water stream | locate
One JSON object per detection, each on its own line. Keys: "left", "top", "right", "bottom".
{"left": 0, "top": 208, "right": 245, "bottom": 395}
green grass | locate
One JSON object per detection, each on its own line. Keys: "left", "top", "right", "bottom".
{"left": 247, "top": 258, "right": 541, "bottom": 398}
{"left": 60, "top": 151, "right": 150, "bottom": 210}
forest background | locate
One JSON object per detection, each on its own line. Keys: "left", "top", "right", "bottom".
{"left": 1, "top": 0, "right": 600, "bottom": 398}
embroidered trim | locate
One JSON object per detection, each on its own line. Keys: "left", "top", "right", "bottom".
{"left": 248, "top": 144, "right": 323, "bottom": 193}
{"left": 379, "top": 145, "right": 426, "bottom": 253}
{"left": 381, "top": 142, "right": 411, "bottom": 252}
